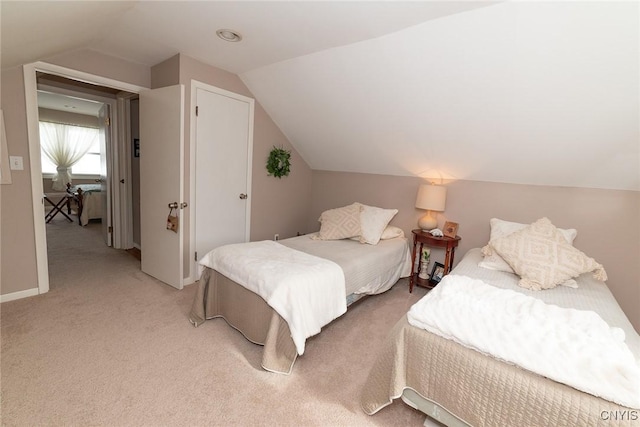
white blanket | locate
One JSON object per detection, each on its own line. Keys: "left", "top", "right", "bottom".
{"left": 407, "top": 275, "right": 640, "bottom": 409}
{"left": 198, "top": 241, "right": 346, "bottom": 355}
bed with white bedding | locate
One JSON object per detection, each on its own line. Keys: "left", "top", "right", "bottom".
{"left": 190, "top": 233, "right": 412, "bottom": 374}
{"left": 68, "top": 183, "right": 102, "bottom": 226}
{"left": 361, "top": 247, "right": 640, "bottom": 426}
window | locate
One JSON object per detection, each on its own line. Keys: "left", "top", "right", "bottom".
{"left": 40, "top": 122, "right": 100, "bottom": 176}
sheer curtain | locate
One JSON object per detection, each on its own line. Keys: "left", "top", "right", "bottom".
{"left": 39, "top": 122, "right": 98, "bottom": 191}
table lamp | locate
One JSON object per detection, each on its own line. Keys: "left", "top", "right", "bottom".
{"left": 415, "top": 183, "right": 446, "bottom": 231}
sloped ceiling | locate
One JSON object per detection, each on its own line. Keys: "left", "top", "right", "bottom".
{"left": 2, "top": 1, "right": 638, "bottom": 190}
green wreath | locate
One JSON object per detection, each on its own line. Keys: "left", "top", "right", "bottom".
{"left": 266, "top": 146, "right": 291, "bottom": 178}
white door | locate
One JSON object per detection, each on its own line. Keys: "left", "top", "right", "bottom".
{"left": 98, "top": 104, "right": 112, "bottom": 246}
{"left": 139, "top": 85, "right": 185, "bottom": 289}
{"left": 194, "top": 85, "right": 253, "bottom": 271}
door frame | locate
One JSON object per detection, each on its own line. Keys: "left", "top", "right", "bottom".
{"left": 188, "top": 80, "right": 254, "bottom": 284}
{"left": 23, "top": 61, "right": 145, "bottom": 295}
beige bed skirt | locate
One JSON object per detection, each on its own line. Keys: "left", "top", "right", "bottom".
{"left": 189, "top": 268, "right": 299, "bottom": 374}
{"left": 361, "top": 317, "right": 636, "bottom": 427}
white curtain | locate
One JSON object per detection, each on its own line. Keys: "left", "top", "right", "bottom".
{"left": 39, "top": 122, "right": 98, "bottom": 191}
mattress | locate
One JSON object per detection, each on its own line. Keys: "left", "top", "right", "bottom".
{"left": 190, "top": 235, "right": 411, "bottom": 374}
{"left": 361, "top": 248, "right": 639, "bottom": 426}
{"left": 279, "top": 233, "right": 412, "bottom": 296}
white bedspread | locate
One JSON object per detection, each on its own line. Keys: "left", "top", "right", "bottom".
{"left": 407, "top": 275, "right": 640, "bottom": 409}
{"left": 198, "top": 241, "right": 346, "bottom": 355}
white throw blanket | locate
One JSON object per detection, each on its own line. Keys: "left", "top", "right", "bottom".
{"left": 198, "top": 241, "right": 346, "bottom": 355}
{"left": 407, "top": 275, "right": 640, "bottom": 409}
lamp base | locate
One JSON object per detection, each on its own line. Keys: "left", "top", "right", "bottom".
{"left": 418, "top": 212, "right": 438, "bottom": 231}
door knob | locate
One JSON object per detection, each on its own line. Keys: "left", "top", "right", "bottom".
{"left": 239, "top": 193, "right": 248, "bottom": 199}
{"left": 168, "top": 202, "right": 178, "bottom": 209}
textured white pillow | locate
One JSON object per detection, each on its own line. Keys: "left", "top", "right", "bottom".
{"left": 316, "top": 203, "right": 362, "bottom": 240}
{"left": 490, "top": 217, "right": 607, "bottom": 291}
{"left": 356, "top": 203, "right": 398, "bottom": 245}
{"left": 479, "top": 218, "right": 577, "bottom": 273}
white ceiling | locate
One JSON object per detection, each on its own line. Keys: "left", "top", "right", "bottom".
{"left": 37, "top": 91, "right": 103, "bottom": 117}
{"left": 1, "top": 1, "right": 492, "bottom": 73}
{"left": 2, "top": 1, "right": 638, "bottom": 191}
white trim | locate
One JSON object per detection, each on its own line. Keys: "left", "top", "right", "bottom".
{"left": 188, "top": 79, "right": 254, "bottom": 284}
{"left": 24, "top": 65, "right": 50, "bottom": 295}
{"left": 23, "top": 61, "right": 146, "bottom": 297}
{"left": 105, "top": 100, "right": 119, "bottom": 248}
{"left": 189, "top": 84, "right": 197, "bottom": 284}
{"left": 31, "top": 62, "right": 144, "bottom": 94}
{"left": 118, "top": 96, "right": 135, "bottom": 249}
{"left": 1, "top": 288, "right": 40, "bottom": 303}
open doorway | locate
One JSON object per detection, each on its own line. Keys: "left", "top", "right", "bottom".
{"left": 38, "top": 82, "right": 112, "bottom": 241}
{"left": 24, "top": 62, "right": 144, "bottom": 294}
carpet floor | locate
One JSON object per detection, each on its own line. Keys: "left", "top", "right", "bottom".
{"left": 1, "top": 217, "right": 429, "bottom": 426}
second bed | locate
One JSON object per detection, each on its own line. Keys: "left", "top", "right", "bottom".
{"left": 189, "top": 233, "right": 412, "bottom": 374}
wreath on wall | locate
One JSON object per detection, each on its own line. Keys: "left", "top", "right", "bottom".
{"left": 266, "top": 146, "right": 291, "bottom": 178}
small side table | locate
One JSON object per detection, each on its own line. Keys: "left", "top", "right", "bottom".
{"left": 409, "top": 229, "right": 461, "bottom": 292}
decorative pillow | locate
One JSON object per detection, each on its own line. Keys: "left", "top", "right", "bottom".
{"left": 356, "top": 203, "right": 398, "bottom": 245}
{"left": 490, "top": 217, "right": 607, "bottom": 291}
{"left": 316, "top": 203, "right": 362, "bottom": 240}
{"left": 479, "top": 218, "right": 577, "bottom": 274}
{"left": 380, "top": 225, "right": 405, "bottom": 240}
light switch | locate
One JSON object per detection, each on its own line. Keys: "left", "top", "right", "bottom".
{"left": 9, "top": 156, "right": 24, "bottom": 170}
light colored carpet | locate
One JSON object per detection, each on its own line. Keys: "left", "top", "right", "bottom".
{"left": 1, "top": 216, "right": 429, "bottom": 426}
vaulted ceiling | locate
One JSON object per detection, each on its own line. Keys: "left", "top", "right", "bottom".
{"left": 2, "top": 1, "right": 638, "bottom": 191}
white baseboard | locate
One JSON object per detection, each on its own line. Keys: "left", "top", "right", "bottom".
{"left": 1, "top": 288, "right": 40, "bottom": 303}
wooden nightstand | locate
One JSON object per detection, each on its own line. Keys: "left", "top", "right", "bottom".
{"left": 409, "top": 229, "right": 461, "bottom": 292}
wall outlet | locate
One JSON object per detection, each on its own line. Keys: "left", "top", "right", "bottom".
{"left": 274, "top": 234, "right": 279, "bottom": 241}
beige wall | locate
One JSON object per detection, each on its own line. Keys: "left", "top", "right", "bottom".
{"left": 151, "top": 54, "right": 313, "bottom": 277}
{"left": 1, "top": 50, "right": 312, "bottom": 297}
{"left": 1, "top": 50, "right": 148, "bottom": 296}
{"left": 310, "top": 170, "right": 640, "bottom": 331}
{"left": 1, "top": 66, "right": 38, "bottom": 294}
{"left": 3, "top": 49, "right": 636, "bottom": 333}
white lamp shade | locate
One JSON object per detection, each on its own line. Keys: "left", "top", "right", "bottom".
{"left": 415, "top": 184, "right": 446, "bottom": 211}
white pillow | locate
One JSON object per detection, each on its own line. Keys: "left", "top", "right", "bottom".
{"left": 356, "top": 203, "right": 398, "bottom": 245}
{"left": 349, "top": 225, "right": 404, "bottom": 242}
{"left": 380, "top": 225, "right": 404, "bottom": 240}
{"left": 315, "top": 203, "right": 362, "bottom": 240}
{"left": 490, "top": 217, "right": 606, "bottom": 291}
{"left": 479, "top": 218, "right": 577, "bottom": 274}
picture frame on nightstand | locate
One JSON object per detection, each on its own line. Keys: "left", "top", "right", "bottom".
{"left": 429, "top": 262, "right": 445, "bottom": 285}
{"left": 443, "top": 221, "right": 459, "bottom": 238}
